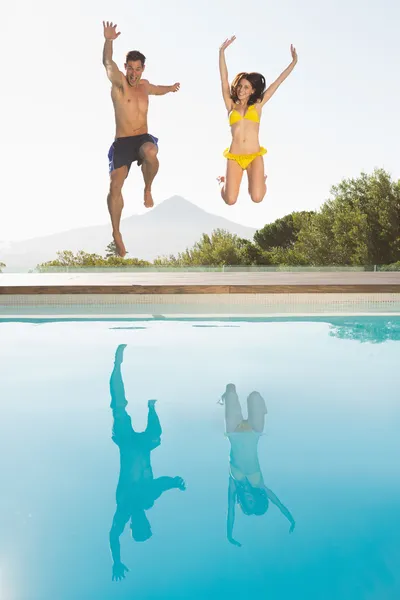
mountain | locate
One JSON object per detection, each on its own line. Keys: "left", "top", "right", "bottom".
{"left": 0, "top": 196, "right": 257, "bottom": 270}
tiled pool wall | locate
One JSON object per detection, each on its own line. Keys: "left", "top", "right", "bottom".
{"left": 1, "top": 293, "right": 400, "bottom": 317}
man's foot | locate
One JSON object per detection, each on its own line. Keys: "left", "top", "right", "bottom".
{"left": 113, "top": 231, "right": 127, "bottom": 258}
{"left": 144, "top": 189, "right": 154, "bottom": 208}
{"left": 148, "top": 399, "right": 157, "bottom": 409}
{"left": 115, "top": 344, "right": 127, "bottom": 363}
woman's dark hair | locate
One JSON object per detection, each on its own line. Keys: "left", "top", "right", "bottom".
{"left": 230, "top": 72, "right": 266, "bottom": 105}
{"left": 236, "top": 485, "right": 269, "bottom": 516}
{"left": 125, "top": 50, "right": 146, "bottom": 66}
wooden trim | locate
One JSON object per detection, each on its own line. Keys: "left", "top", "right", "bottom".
{"left": 1, "top": 284, "right": 400, "bottom": 295}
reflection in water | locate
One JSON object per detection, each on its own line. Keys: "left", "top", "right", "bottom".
{"left": 220, "top": 384, "right": 295, "bottom": 547}
{"left": 108, "top": 344, "right": 186, "bottom": 581}
{"left": 328, "top": 318, "right": 400, "bottom": 343}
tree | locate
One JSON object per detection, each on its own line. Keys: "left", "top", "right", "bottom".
{"left": 254, "top": 211, "right": 315, "bottom": 251}
{"left": 295, "top": 169, "right": 400, "bottom": 265}
{"left": 155, "top": 229, "right": 261, "bottom": 267}
{"left": 379, "top": 261, "right": 400, "bottom": 271}
{"left": 36, "top": 250, "right": 151, "bottom": 271}
{"left": 237, "top": 238, "right": 271, "bottom": 265}
{"left": 266, "top": 246, "right": 308, "bottom": 266}
{"left": 105, "top": 241, "right": 119, "bottom": 258}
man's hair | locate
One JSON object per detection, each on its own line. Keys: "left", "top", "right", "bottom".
{"left": 130, "top": 509, "right": 152, "bottom": 542}
{"left": 125, "top": 50, "right": 146, "bottom": 67}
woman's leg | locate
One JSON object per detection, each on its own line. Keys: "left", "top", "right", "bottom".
{"left": 247, "top": 391, "right": 267, "bottom": 433}
{"left": 218, "top": 159, "right": 243, "bottom": 206}
{"left": 247, "top": 156, "right": 267, "bottom": 203}
{"left": 222, "top": 384, "right": 244, "bottom": 433}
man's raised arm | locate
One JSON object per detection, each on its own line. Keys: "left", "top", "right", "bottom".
{"left": 102, "top": 21, "right": 123, "bottom": 88}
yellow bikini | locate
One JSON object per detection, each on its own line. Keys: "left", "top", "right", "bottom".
{"left": 224, "top": 104, "right": 267, "bottom": 170}
{"left": 229, "top": 103, "right": 260, "bottom": 126}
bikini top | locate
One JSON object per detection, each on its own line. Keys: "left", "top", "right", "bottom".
{"left": 229, "top": 103, "right": 260, "bottom": 126}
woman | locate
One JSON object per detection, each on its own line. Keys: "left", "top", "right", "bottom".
{"left": 219, "top": 383, "right": 295, "bottom": 546}
{"left": 218, "top": 36, "right": 298, "bottom": 205}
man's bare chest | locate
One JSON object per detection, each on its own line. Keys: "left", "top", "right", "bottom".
{"left": 113, "top": 87, "right": 149, "bottom": 112}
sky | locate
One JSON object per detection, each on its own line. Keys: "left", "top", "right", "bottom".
{"left": 1, "top": 0, "right": 400, "bottom": 242}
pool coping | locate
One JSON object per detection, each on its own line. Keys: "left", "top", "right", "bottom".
{"left": 1, "top": 272, "right": 400, "bottom": 294}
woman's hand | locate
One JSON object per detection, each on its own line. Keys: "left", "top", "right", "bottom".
{"left": 220, "top": 36, "right": 236, "bottom": 52}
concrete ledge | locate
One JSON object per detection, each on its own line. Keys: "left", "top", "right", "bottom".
{"left": 1, "top": 272, "right": 400, "bottom": 294}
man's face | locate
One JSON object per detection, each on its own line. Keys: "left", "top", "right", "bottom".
{"left": 125, "top": 60, "right": 144, "bottom": 86}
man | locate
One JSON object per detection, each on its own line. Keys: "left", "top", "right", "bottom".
{"left": 109, "top": 344, "right": 186, "bottom": 582}
{"left": 102, "top": 21, "right": 180, "bottom": 257}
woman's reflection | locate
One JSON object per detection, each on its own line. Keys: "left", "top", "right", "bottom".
{"left": 220, "top": 383, "right": 295, "bottom": 546}
{"left": 109, "top": 344, "right": 186, "bottom": 581}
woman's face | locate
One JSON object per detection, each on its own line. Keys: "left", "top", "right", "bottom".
{"left": 243, "top": 489, "right": 256, "bottom": 510}
{"left": 236, "top": 78, "right": 254, "bottom": 103}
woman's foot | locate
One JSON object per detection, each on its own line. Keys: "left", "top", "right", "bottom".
{"left": 218, "top": 383, "right": 237, "bottom": 405}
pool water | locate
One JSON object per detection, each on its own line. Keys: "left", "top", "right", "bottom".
{"left": 0, "top": 316, "right": 399, "bottom": 600}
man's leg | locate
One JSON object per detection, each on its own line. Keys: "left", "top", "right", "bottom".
{"left": 110, "top": 344, "right": 128, "bottom": 410}
{"left": 138, "top": 142, "right": 159, "bottom": 208}
{"left": 144, "top": 400, "right": 162, "bottom": 447}
{"left": 107, "top": 166, "right": 128, "bottom": 257}
{"left": 110, "top": 344, "right": 136, "bottom": 446}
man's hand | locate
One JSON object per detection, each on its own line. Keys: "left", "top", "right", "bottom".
{"left": 174, "top": 476, "right": 186, "bottom": 491}
{"left": 290, "top": 44, "right": 298, "bottom": 64}
{"left": 170, "top": 83, "right": 180, "bottom": 93}
{"left": 103, "top": 21, "right": 121, "bottom": 40}
{"left": 112, "top": 562, "right": 129, "bottom": 582}
{"left": 220, "top": 36, "right": 236, "bottom": 52}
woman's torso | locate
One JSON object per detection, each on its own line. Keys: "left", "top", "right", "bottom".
{"left": 228, "top": 103, "right": 262, "bottom": 154}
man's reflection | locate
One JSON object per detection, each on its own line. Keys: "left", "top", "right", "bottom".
{"left": 109, "top": 344, "right": 186, "bottom": 581}
{"left": 220, "top": 383, "right": 295, "bottom": 546}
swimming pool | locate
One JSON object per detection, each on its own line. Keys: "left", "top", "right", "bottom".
{"left": 1, "top": 315, "right": 399, "bottom": 599}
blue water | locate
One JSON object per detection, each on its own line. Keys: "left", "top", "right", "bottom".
{"left": 0, "top": 316, "right": 399, "bottom": 600}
